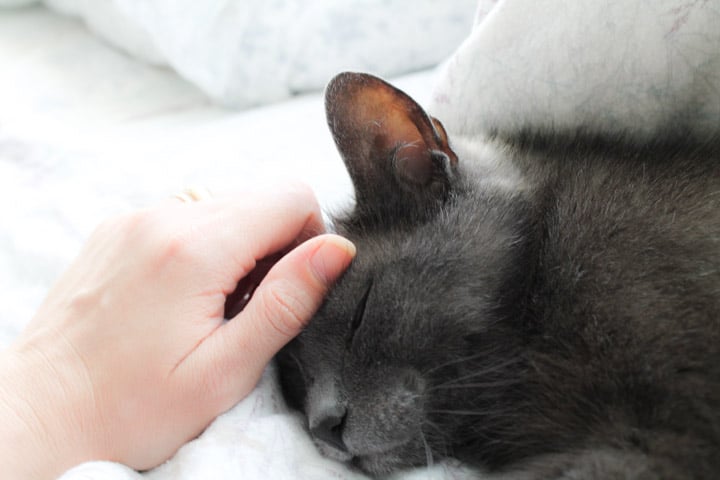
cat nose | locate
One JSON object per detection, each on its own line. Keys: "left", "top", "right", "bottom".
{"left": 310, "top": 407, "right": 348, "bottom": 452}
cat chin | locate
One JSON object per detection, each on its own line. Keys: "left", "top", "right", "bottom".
{"left": 313, "top": 441, "right": 397, "bottom": 475}
{"left": 313, "top": 441, "right": 353, "bottom": 463}
{"left": 351, "top": 451, "right": 414, "bottom": 476}
{"left": 314, "top": 439, "right": 406, "bottom": 473}
{"left": 315, "top": 437, "right": 424, "bottom": 476}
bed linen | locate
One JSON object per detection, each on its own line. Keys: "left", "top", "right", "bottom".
{"left": 1, "top": 0, "right": 477, "bottom": 108}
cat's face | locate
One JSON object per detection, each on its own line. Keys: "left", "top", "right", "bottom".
{"left": 277, "top": 73, "right": 528, "bottom": 475}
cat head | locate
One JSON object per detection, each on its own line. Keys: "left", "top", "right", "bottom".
{"left": 277, "top": 73, "right": 532, "bottom": 475}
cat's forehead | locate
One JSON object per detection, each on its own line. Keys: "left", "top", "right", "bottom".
{"left": 311, "top": 198, "right": 527, "bottom": 334}
{"left": 312, "top": 222, "right": 482, "bottom": 327}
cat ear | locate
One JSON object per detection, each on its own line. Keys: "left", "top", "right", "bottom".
{"left": 325, "top": 72, "right": 458, "bottom": 224}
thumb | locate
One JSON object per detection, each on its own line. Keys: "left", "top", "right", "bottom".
{"left": 197, "top": 234, "right": 355, "bottom": 390}
{"left": 239, "top": 234, "right": 356, "bottom": 360}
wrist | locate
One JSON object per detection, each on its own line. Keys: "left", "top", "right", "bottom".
{"left": 0, "top": 336, "right": 101, "bottom": 479}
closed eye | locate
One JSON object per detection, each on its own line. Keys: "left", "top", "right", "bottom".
{"left": 348, "top": 279, "right": 373, "bottom": 345}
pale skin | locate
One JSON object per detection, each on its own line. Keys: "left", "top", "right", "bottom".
{"left": 0, "top": 185, "right": 356, "bottom": 479}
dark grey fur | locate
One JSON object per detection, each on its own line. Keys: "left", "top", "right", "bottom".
{"left": 276, "top": 73, "right": 720, "bottom": 479}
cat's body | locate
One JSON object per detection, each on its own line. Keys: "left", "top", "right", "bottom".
{"left": 277, "top": 73, "right": 720, "bottom": 479}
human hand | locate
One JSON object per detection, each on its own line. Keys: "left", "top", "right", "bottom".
{"left": 0, "top": 185, "right": 355, "bottom": 479}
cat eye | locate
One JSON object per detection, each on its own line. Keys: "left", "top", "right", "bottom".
{"left": 348, "top": 279, "right": 373, "bottom": 344}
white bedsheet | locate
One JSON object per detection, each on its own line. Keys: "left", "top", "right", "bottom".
{"left": 2, "top": 0, "right": 477, "bottom": 108}
{"left": 432, "top": 0, "right": 720, "bottom": 140}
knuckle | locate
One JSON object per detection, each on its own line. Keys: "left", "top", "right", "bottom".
{"left": 260, "top": 280, "right": 312, "bottom": 338}
{"left": 156, "top": 229, "right": 191, "bottom": 257}
{"left": 92, "top": 208, "right": 207, "bottom": 273}
{"left": 121, "top": 209, "right": 199, "bottom": 266}
{"left": 152, "top": 229, "right": 202, "bottom": 272}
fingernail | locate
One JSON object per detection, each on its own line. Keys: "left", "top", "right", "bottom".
{"left": 310, "top": 235, "right": 356, "bottom": 285}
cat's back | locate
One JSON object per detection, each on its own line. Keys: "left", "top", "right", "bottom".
{"left": 507, "top": 133, "right": 720, "bottom": 473}
{"left": 523, "top": 135, "right": 720, "bottom": 360}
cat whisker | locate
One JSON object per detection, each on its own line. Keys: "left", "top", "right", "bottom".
{"left": 286, "top": 350, "right": 307, "bottom": 378}
{"left": 426, "top": 378, "right": 522, "bottom": 391}
{"left": 435, "top": 351, "right": 523, "bottom": 376}
{"left": 427, "top": 356, "right": 524, "bottom": 389}
{"left": 422, "top": 351, "right": 490, "bottom": 375}
{"left": 425, "top": 419, "right": 455, "bottom": 443}
{"left": 427, "top": 409, "right": 489, "bottom": 416}
{"left": 420, "top": 419, "right": 453, "bottom": 460}
{"left": 427, "top": 407, "right": 525, "bottom": 422}
{"left": 419, "top": 428, "right": 434, "bottom": 469}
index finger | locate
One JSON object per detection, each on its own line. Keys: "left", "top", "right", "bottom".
{"left": 201, "top": 183, "right": 326, "bottom": 279}
{"left": 147, "top": 183, "right": 326, "bottom": 294}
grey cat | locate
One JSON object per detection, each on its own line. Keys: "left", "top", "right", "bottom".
{"left": 276, "top": 72, "right": 720, "bottom": 479}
